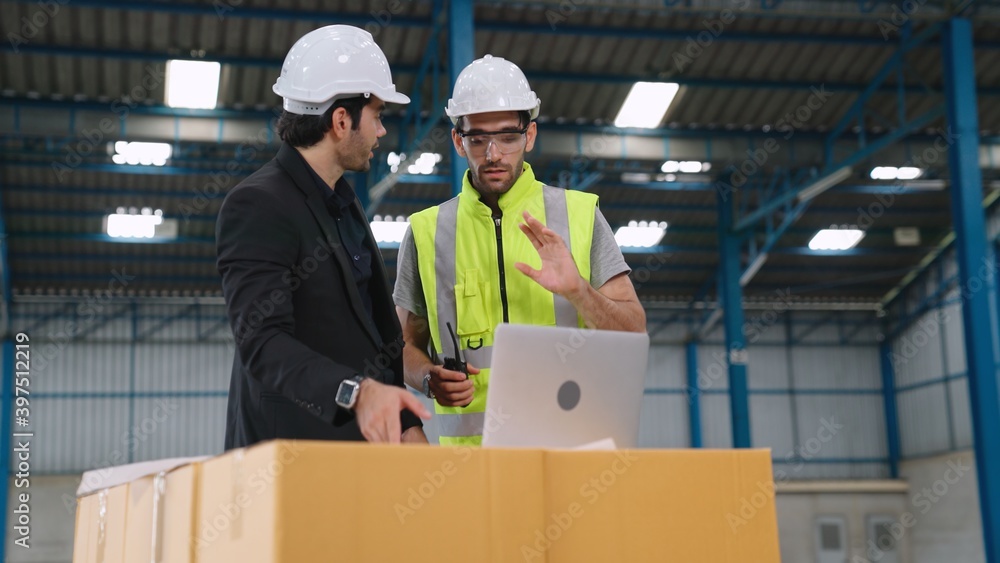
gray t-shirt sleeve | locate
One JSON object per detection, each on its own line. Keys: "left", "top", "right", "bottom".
{"left": 589, "top": 207, "right": 631, "bottom": 289}
{"left": 392, "top": 227, "right": 427, "bottom": 318}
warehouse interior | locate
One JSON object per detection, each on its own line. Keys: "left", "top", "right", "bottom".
{"left": 1, "top": 0, "right": 1000, "bottom": 561}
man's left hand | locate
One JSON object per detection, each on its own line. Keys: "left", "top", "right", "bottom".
{"left": 514, "top": 211, "right": 586, "bottom": 298}
{"left": 401, "top": 426, "right": 429, "bottom": 444}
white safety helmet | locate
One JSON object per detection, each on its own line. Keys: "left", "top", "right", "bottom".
{"left": 445, "top": 55, "right": 540, "bottom": 125}
{"left": 272, "top": 25, "right": 409, "bottom": 116}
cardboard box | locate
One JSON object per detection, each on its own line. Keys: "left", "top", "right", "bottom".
{"left": 194, "top": 441, "right": 780, "bottom": 562}
{"left": 73, "top": 485, "right": 128, "bottom": 563}
{"left": 73, "top": 457, "right": 205, "bottom": 563}
{"left": 124, "top": 463, "right": 201, "bottom": 563}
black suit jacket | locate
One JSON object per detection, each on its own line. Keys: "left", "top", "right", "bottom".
{"left": 217, "top": 142, "right": 420, "bottom": 449}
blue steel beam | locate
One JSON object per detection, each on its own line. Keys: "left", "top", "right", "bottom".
{"left": 9, "top": 251, "right": 917, "bottom": 276}
{"left": 733, "top": 23, "right": 949, "bottom": 234}
{"left": 8, "top": 42, "right": 997, "bottom": 96}
{"left": 447, "top": 0, "right": 474, "bottom": 196}
{"left": 685, "top": 340, "right": 703, "bottom": 448}
{"left": 8, "top": 0, "right": 999, "bottom": 48}
{"left": 5, "top": 99, "right": 991, "bottom": 147}
{"left": 0, "top": 160, "right": 11, "bottom": 563}
{"left": 880, "top": 191, "right": 1000, "bottom": 311}
{"left": 943, "top": 18, "right": 1000, "bottom": 563}
{"left": 366, "top": 0, "right": 446, "bottom": 215}
{"left": 4, "top": 0, "right": 433, "bottom": 27}
{"left": 17, "top": 273, "right": 219, "bottom": 285}
{"left": 734, "top": 102, "right": 944, "bottom": 232}
{"left": 717, "top": 185, "right": 751, "bottom": 448}
{"left": 0, "top": 177, "right": 965, "bottom": 198}
{"left": 5, "top": 230, "right": 938, "bottom": 256}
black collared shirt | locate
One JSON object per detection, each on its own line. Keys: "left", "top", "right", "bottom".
{"left": 299, "top": 157, "right": 378, "bottom": 341}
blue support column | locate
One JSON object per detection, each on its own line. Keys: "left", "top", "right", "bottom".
{"left": 447, "top": 0, "right": 474, "bottom": 196}
{"left": 0, "top": 339, "right": 9, "bottom": 563}
{"left": 943, "top": 18, "right": 1000, "bottom": 563}
{"left": 879, "top": 341, "right": 901, "bottom": 479}
{"left": 717, "top": 187, "right": 751, "bottom": 448}
{"left": 0, "top": 171, "right": 11, "bottom": 563}
{"left": 685, "top": 340, "right": 703, "bottom": 448}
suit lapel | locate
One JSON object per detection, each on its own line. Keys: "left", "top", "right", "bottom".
{"left": 275, "top": 144, "right": 382, "bottom": 349}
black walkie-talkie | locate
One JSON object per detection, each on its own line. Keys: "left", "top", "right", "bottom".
{"left": 442, "top": 322, "right": 471, "bottom": 408}
{"left": 442, "top": 322, "right": 469, "bottom": 379}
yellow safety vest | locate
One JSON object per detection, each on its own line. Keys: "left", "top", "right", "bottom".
{"left": 409, "top": 163, "right": 597, "bottom": 446}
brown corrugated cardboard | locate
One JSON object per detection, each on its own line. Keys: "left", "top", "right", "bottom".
{"left": 538, "top": 449, "right": 781, "bottom": 562}
{"left": 73, "top": 485, "right": 128, "bottom": 563}
{"left": 194, "top": 441, "right": 546, "bottom": 562}
{"left": 160, "top": 463, "right": 201, "bottom": 563}
{"left": 192, "top": 441, "right": 780, "bottom": 563}
{"left": 123, "top": 462, "right": 201, "bottom": 563}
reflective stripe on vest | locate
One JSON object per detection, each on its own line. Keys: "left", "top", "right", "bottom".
{"left": 543, "top": 185, "right": 580, "bottom": 328}
{"left": 435, "top": 411, "right": 486, "bottom": 437}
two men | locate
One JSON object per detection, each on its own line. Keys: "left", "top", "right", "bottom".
{"left": 217, "top": 25, "right": 429, "bottom": 447}
{"left": 218, "top": 25, "right": 645, "bottom": 448}
{"left": 394, "top": 55, "right": 647, "bottom": 446}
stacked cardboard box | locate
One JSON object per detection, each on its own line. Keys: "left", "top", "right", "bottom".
{"left": 73, "top": 457, "right": 204, "bottom": 563}
{"left": 73, "top": 442, "right": 780, "bottom": 562}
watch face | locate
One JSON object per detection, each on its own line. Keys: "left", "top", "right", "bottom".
{"left": 336, "top": 380, "right": 357, "bottom": 406}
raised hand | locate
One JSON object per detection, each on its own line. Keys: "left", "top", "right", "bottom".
{"left": 514, "top": 211, "right": 586, "bottom": 298}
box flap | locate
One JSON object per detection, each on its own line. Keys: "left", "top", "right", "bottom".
{"left": 77, "top": 456, "right": 209, "bottom": 497}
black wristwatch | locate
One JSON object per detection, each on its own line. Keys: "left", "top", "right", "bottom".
{"left": 335, "top": 375, "right": 366, "bottom": 410}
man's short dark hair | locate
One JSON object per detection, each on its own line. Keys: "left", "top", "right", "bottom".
{"left": 455, "top": 110, "right": 531, "bottom": 133}
{"left": 276, "top": 95, "right": 371, "bottom": 148}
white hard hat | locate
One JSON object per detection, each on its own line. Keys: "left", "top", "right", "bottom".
{"left": 445, "top": 55, "right": 540, "bottom": 125}
{"left": 272, "top": 25, "right": 409, "bottom": 115}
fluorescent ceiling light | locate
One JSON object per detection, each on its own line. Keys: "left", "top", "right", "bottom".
{"left": 614, "top": 220, "right": 667, "bottom": 248}
{"left": 166, "top": 59, "right": 221, "bottom": 109}
{"left": 660, "top": 160, "right": 709, "bottom": 174}
{"left": 797, "top": 166, "right": 852, "bottom": 202}
{"left": 870, "top": 166, "right": 896, "bottom": 180}
{"left": 614, "top": 82, "right": 679, "bottom": 129}
{"left": 112, "top": 141, "right": 172, "bottom": 166}
{"left": 808, "top": 227, "right": 865, "bottom": 251}
{"left": 678, "top": 161, "right": 702, "bottom": 174}
{"left": 387, "top": 152, "right": 406, "bottom": 173}
{"left": 406, "top": 153, "right": 441, "bottom": 175}
{"left": 870, "top": 166, "right": 923, "bottom": 181}
{"left": 104, "top": 208, "right": 177, "bottom": 240}
{"left": 370, "top": 215, "right": 409, "bottom": 244}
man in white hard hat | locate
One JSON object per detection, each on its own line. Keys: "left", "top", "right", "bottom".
{"left": 217, "top": 25, "right": 430, "bottom": 447}
{"left": 393, "top": 55, "right": 647, "bottom": 446}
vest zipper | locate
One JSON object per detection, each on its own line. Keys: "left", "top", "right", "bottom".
{"left": 494, "top": 216, "right": 510, "bottom": 323}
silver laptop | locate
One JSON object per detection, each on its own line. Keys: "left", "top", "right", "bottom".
{"left": 481, "top": 324, "right": 649, "bottom": 448}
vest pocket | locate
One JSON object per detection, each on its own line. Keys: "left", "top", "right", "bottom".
{"left": 454, "top": 269, "right": 492, "bottom": 340}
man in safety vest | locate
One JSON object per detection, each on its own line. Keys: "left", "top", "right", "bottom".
{"left": 393, "top": 55, "right": 647, "bottom": 446}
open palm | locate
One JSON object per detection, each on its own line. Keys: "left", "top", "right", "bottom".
{"left": 514, "top": 211, "right": 585, "bottom": 297}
